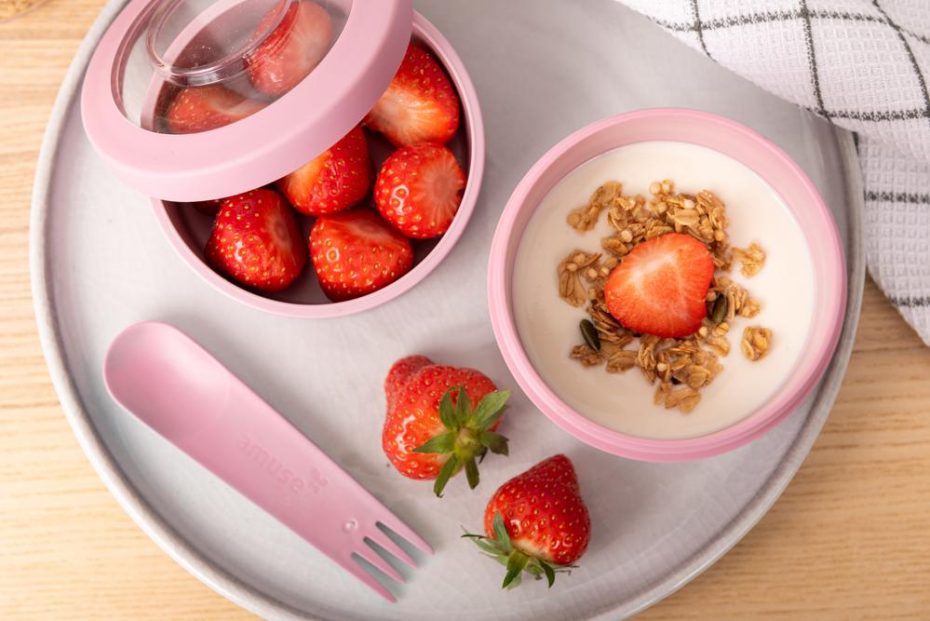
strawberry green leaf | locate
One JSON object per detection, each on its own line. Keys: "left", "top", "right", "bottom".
{"left": 492, "top": 512, "right": 511, "bottom": 547}
{"left": 472, "top": 390, "right": 511, "bottom": 430}
{"left": 464, "top": 457, "right": 480, "bottom": 489}
{"left": 454, "top": 386, "right": 471, "bottom": 426}
{"left": 466, "top": 517, "right": 578, "bottom": 590}
{"left": 541, "top": 561, "right": 556, "bottom": 588}
{"left": 469, "top": 537, "right": 502, "bottom": 557}
{"left": 420, "top": 389, "right": 512, "bottom": 498}
{"left": 478, "top": 430, "right": 509, "bottom": 455}
{"left": 438, "top": 388, "right": 457, "bottom": 430}
{"left": 433, "top": 454, "right": 459, "bottom": 497}
{"left": 412, "top": 431, "right": 456, "bottom": 454}
{"left": 502, "top": 552, "right": 529, "bottom": 589}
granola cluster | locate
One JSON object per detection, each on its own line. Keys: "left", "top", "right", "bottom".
{"left": 558, "top": 179, "right": 773, "bottom": 414}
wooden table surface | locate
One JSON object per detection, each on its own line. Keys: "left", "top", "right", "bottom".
{"left": 3, "top": 1, "right": 930, "bottom": 618}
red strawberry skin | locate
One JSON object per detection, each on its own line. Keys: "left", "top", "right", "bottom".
{"left": 205, "top": 189, "right": 307, "bottom": 292}
{"left": 605, "top": 232, "right": 714, "bottom": 338}
{"left": 374, "top": 144, "right": 465, "bottom": 239}
{"left": 364, "top": 44, "right": 461, "bottom": 147}
{"left": 165, "top": 85, "right": 266, "bottom": 134}
{"left": 484, "top": 455, "right": 591, "bottom": 566}
{"left": 277, "top": 126, "right": 371, "bottom": 215}
{"left": 384, "top": 355, "right": 432, "bottom": 411}
{"left": 247, "top": 0, "right": 333, "bottom": 97}
{"left": 382, "top": 360, "right": 499, "bottom": 480}
{"left": 309, "top": 210, "right": 413, "bottom": 301}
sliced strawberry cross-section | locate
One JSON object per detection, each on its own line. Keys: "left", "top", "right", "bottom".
{"left": 364, "top": 43, "right": 461, "bottom": 147}
{"left": 374, "top": 143, "right": 465, "bottom": 239}
{"left": 604, "top": 232, "right": 714, "bottom": 338}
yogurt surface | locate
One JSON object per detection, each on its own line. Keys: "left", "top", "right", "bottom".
{"left": 512, "top": 141, "right": 815, "bottom": 439}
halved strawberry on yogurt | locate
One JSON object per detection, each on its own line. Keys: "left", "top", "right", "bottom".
{"left": 247, "top": 0, "right": 334, "bottom": 97}
{"left": 604, "top": 232, "right": 714, "bottom": 338}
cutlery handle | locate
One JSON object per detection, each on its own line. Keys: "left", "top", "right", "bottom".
{"left": 104, "top": 323, "right": 379, "bottom": 559}
{"left": 178, "top": 382, "right": 369, "bottom": 550}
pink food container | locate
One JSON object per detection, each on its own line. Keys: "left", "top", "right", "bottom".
{"left": 81, "top": 0, "right": 484, "bottom": 318}
{"left": 487, "top": 109, "right": 847, "bottom": 462}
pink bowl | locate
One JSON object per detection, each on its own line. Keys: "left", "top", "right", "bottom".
{"left": 153, "top": 13, "right": 484, "bottom": 319}
{"left": 487, "top": 109, "right": 846, "bottom": 462}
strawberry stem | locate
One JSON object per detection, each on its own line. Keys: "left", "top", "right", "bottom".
{"left": 413, "top": 387, "right": 511, "bottom": 497}
{"left": 463, "top": 513, "right": 576, "bottom": 590}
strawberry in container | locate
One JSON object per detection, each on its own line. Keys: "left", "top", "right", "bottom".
{"left": 81, "top": 0, "right": 484, "bottom": 318}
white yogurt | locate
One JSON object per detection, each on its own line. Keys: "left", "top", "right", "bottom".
{"left": 512, "top": 141, "right": 815, "bottom": 439}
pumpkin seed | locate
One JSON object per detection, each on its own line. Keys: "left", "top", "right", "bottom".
{"left": 580, "top": 319, "right": 601, "bottom": 351}
{"left": 710, "top": 295, "right": 728, "bottom": 324}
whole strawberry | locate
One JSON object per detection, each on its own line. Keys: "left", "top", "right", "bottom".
{"left": 382, "top": 356, "right": 511, "bottom": 496}
{"left": 464, "top": 455, "right": 591, "bottom": 589}
{"left": 277, "top": 125, "right": 372, "bottom": 215}
{"left": 205, "top": 189, "right": 307, "bottom": 292}
{"left": 364, "top": 43, "right": 461, "bottom": 147}
{"left": 309, "top": 209, "right": 413, "bottom": 301}
{"left": 374, "top": 143, "right": 465, "bottom": 239}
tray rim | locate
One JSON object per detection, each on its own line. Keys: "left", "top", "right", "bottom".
{"left": 29, "top": 1, "right": 866, "bottom": 618}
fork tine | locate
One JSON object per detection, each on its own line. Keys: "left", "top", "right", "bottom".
{"left": 366, "top": 531, "right": 417, "bottom": 569}
{"left": 338, "top": 554, "right": 397, "bottom": 603}
{"left": 354, "top": 546, "right": 406, "bottom": 584}
{"left": 377, "top": 517, "right": 433, "bottom": 555}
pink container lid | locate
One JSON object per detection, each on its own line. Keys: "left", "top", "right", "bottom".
{"left": 81, "top": 0, "right": 413, "bottom": 202}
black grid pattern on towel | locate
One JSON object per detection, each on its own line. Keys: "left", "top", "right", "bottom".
{"left": 648, "top": 1, "right": 930, "bottom": 124}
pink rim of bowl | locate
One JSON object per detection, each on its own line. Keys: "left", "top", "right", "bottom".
{"left": 487, "top": 108, "right": 847, "bottom": 462}
{"left": 152, "top": 12, "right": 485, "bottom": 319}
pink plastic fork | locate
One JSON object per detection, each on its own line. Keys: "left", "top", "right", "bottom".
{"left": 103, "top": 321, "right": 431, "bottom": 602}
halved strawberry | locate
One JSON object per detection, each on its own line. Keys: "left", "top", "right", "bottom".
{"left": 246, "top": 0, "right": 333, "bottom": 97}
{"left": 165, "top": 85, "right": 266, "bottom": 134}
{"left": 309, "top": 209, "right": 413, "bottom": 301}
{"left": 374, "top": 144, "right": 465, "bottom": 239}
{"left": 205, "top": 189, "right": 307, "bottom": 292}
{"left": 364, "top": 44, "right": 460, "bottom": 147}
{"left": 277, "top": 125, "right": 371, "bottom": 215}
{"left": 604, "top": 232, "right": 714, "bottom": 338}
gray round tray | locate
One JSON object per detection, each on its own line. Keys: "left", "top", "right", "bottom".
{"left": 31, "top": 0, "right": 864, "bottom": 618}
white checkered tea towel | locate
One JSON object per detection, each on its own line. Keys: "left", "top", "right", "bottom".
{"left": 618, "top": 0, "right": 930, "bottom": 344}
